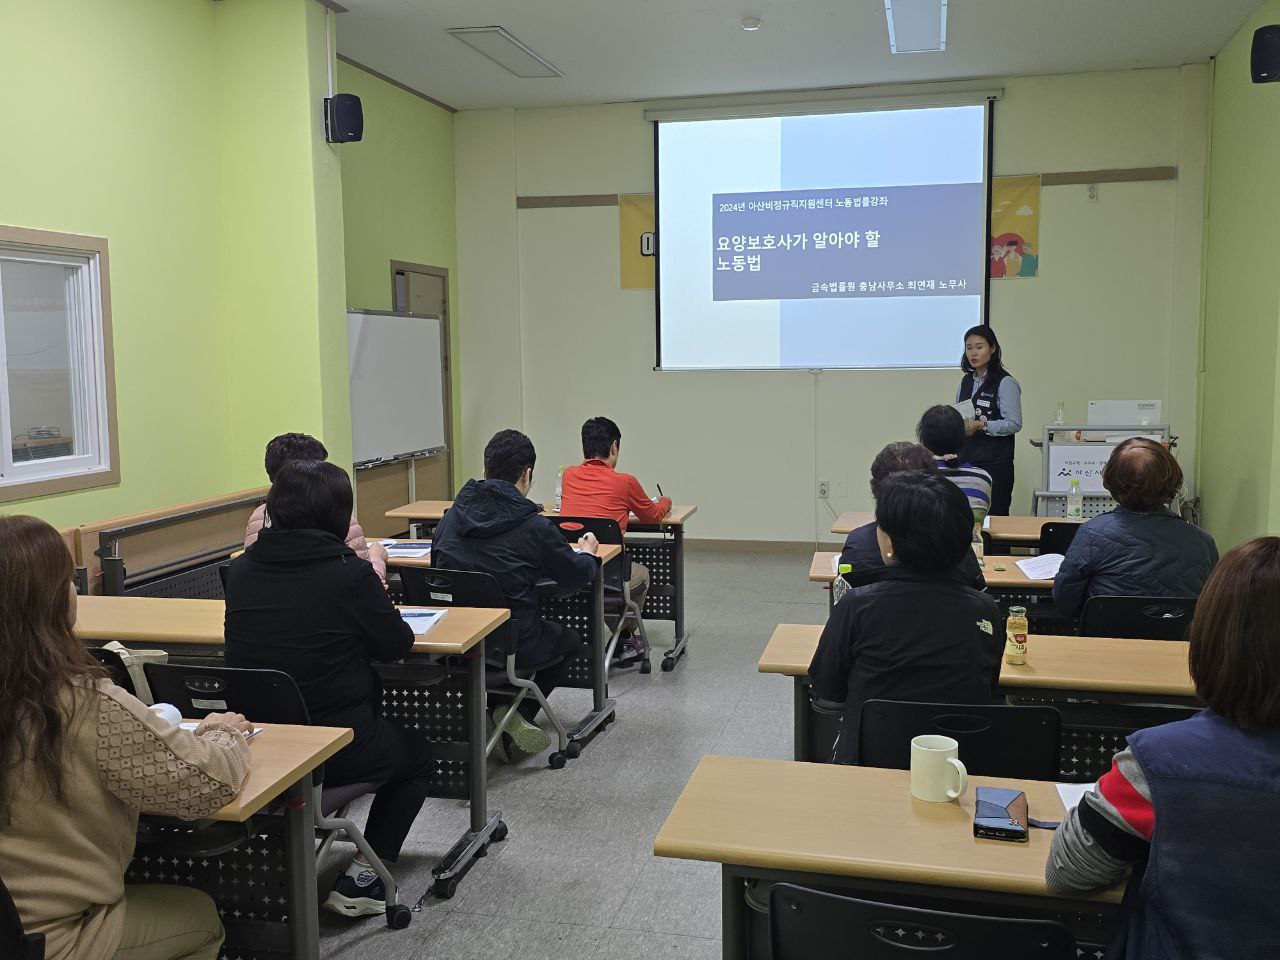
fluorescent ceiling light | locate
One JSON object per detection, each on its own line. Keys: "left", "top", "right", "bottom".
{"left": 884, "top": 0, "right": 947, "bottom": 54}
{"left": 447, "top": 26, "right": 563, "bottom": 78}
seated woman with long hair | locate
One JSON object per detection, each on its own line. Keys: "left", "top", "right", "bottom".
{"left": 1047, "top": 536, "right": 1280, "bottom": 958}
{"left": 0, "top": 515, "right": 251, "bottom": 960}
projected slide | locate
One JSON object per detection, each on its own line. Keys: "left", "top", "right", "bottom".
{"left": 657, "top": 105, "right": 988, "bottom": 370}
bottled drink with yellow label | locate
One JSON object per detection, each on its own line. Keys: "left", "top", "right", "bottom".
{"left": 1004, "top": 606, "right": 1028, "bottom": 665}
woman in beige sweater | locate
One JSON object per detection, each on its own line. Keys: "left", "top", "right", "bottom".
{"left": 0, "top": 515, "right": 253, "bottom": 960}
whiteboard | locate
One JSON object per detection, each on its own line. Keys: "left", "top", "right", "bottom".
{"left": 347, "top": 310, "right": 446, "bottom": 465}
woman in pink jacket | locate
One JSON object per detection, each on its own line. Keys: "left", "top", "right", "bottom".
{"left": 244, "top": 433, "right": 387, "bottom": 582}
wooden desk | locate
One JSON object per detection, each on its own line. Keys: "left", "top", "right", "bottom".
{"left": 382, "top": 539, "right": 622, "bottom": 569}
{"left": 808, "top": 551, "right": 840, "bottom": 582}
{"left": 73, "top": 595, "right": 506, "bottom": 657}
{"left": 387, "top": 500, "right": 699, "bottom": 672}
{"left": 131, "top": 722, "right": 351, "bottom": 959}
{"left": 758, "top": 625, "right": 1198, "bottom": 764}
{"left": 216, "top": 723, "right": 352, "bottom": 821}
{"left": 655, "top": 755, "right": 1119, "bottom": 959}
{"left": 830, "top": 512, "right": 1083, "bottom": 547}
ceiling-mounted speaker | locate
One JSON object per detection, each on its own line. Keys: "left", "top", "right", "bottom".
{"left": 1251, "top": 25, "right": 1280, "bottom": 83}
{"left": 324, "top": 93, "right": 363, "bottom": 143}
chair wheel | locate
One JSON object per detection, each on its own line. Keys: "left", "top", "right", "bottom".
{"left": 639, "top": 658, "right": 652, "bottom": 674}
{"left": 433, "top": 876, "right": 459, "bottom": 900}
{"left": 386, "top": 903, "right": 412, "bottom": 929}
{"left": 492, "top": 820, "right": 509, "bottom": 842}
{"left": 549, "top": 751, "right": 567, "bottom": 769}
{"left": 566, "top": 741, "right": 582, "bottom": 759}
{"left": 661, "top": 656, "right": 676, "bottom": 672}
{"left": 475, "top": 843, "right": 488, "bottom": 857}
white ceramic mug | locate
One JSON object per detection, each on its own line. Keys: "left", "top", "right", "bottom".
{"left": 910, "top": 734, "right": 968, "bottom": 802}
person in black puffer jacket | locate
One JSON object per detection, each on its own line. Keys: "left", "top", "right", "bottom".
{"left": 432, "top": 430, "right": 599, "bottom": 753}
{"left": 1053, "top": 438, "right": 1217, "bottom": 623}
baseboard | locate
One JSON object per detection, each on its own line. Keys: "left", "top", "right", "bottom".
{"left": 686, "top": 538, "right": 843, "bottom": 553}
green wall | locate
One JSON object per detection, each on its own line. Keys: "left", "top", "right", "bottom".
{"left": 1201, "top": 0, "right": 1280, "bottom": 549}
{"left": 0, "top": 0, "right": 350, "bottom": 529}
{"left": 337, "top": 60, "right": 461, "bottom": 467}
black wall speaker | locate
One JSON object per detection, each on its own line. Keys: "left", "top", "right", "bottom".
{"left": 1252, "top": 25, "right": 1280, "bottom": 83}
{"left": 324, "top": 93, "right": 364, "bottom": 143}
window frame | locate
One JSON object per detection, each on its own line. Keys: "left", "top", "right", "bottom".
{"left": 0, "top": 225, "right": 119, "bottom": 502}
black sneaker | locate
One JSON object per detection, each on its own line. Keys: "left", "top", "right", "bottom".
{"left": 324, "top": 865, "right": 386, "bottom": 918}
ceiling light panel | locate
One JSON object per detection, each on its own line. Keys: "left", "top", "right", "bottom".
{"left": 884, "top": 0, "right": 947, "bottom": 54}
{"left": 447, "top": 26, "right": 563, "bottom": 78}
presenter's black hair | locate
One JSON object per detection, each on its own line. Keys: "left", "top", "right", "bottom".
{"left": 960, "top": 324, "right": 1009, "bottom": 378}
{"left": 581, "top": 417, "right": 622, "bottom": 460}
{"left": 484, "top": 429, "right": 537, "bottom": 484}
{"left": 266, "top": 460, "right": 352, "bottom": 541}
{"left": 917, "top": 405, "right": 966, "bottom": 458}
{"left": 874, "top": 471, "right": 973, "bottom": 573}
{"left": 868, "top": 442, "right": 936, "bottom": 500}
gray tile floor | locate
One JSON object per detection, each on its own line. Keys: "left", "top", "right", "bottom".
{"left": 319, "top": 546, "right": 826, "bottom": 959}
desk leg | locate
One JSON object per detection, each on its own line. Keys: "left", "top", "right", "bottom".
{"left": 793, "top": 678, "right": 813, "bottom": 763}
{"left": 722, "top": 866, "right": 748, "bottom": 960}
{"left": 283, "top": 778, "right": 320, "bottom": 960}
{"left": 429, "top": 649, "right": 505, "bottom": 900}
{"left": 662, "top": 527, "right": 690, "bottom": 671}
{"left": 569, "top": 567, "right": 617, "bottom": 749}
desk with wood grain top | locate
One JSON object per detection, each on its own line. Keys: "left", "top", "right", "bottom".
{"left": 758, "top": 624, "right": 1198, "bottom": 765}
{"left": 655, "top": 755, "right": 1120, "bottom": 959}
{"left": 386, "top": 500, "right": 699, "bottom": 672}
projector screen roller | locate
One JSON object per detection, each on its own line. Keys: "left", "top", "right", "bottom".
{"left": 656, "top": 104, "right": 990, "bottom": 370}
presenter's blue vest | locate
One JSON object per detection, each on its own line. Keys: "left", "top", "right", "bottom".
{"left": 958, "top": 370, "right": 1014, "bottom": 465}
{"left": 1108, "top": 711, "right": 1280, "bottom": 960}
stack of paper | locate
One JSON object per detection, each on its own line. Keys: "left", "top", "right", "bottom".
{"left": 1016, "top": 553, "right": 1064, "bottom": 580}
{"left": 400, "top": 608, "right": 447, "bottom": 636}
{"left": 1055, "top": 782, "right": 1095, "bottom": 812}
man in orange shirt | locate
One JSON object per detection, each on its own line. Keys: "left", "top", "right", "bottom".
{"left": 561, "top": 417, "right": 672, "bottom": 653}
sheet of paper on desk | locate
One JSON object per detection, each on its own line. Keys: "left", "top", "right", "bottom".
{"left": 831, "top": 554, "right": 841, "bottom": 574}
{"left": 953, "top": 399, "right": 976, "bottom": 421}
{"left": 400, "top": 609, "right": 447, "bottom": 635}
{"left": 381, "top": 540, "right": 432, "bottom": 558}
{"left": 1056, "top": 782, "right": 1095, "bottom": 812}
{"left": 982, "top": 514, "right": 992, "bottom": 530}
{"left": 1016, "top": 553, "right": 1064, "bottom": 580}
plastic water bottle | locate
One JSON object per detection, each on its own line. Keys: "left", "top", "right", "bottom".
{"left": 555, "top": 466, "right": 564, "bottom": 513}
{"left": 1066, "top": 478, "right": 1084, "bottom": 520}
{"left": 1054, "top": 401, "right": 1067, "bottom": 425}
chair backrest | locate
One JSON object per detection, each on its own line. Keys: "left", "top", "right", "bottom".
{"left": 858, "top": 700, "right": 1062, "bottom": 781}
{"left": 1080, "top": 595, "right": 1197, "bottom": 641}
{"left": 550, "top": 515, "right": 623, "bottom": 586}
{"left": 398, "top": 567, "right": 516, "bottom": 658}
{"left": 87, "top": 647, "right": 135, "bottom": 697}
{"left": 769, "top": 883, "right": 1074, "bottom": 960}
{"left": 1038, "top": 522, "right": 1079, "bottom": 556}
{"left": 1, "top": 872, "right": 46, "bottom": 960}
{"left": 144, "top": 663, "right": 309, "bottom": 725}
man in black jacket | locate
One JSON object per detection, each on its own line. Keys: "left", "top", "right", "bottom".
{"left": 433, "top": 429, "right": 598, "bottom": 756}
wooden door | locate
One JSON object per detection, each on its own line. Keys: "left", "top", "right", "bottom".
{"left": 391, "top": 261, "right": 453, "bottom": 498}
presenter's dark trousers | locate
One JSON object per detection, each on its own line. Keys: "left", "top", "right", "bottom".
{"left": 977, "top": 460, "right": 1014, "bottom": 516}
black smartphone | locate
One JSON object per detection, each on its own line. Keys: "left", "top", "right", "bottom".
{"left": 973, "top": 786, "right": 1030, "bottom": 842}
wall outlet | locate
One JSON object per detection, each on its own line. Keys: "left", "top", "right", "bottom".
{"left": 1087, "top": 183, "right": 1098, "bottom": 202}
{"left": 817, "top": 480, "right": 830, "bottom": 499}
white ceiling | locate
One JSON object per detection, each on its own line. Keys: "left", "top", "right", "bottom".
{"left": 336, "top": 0, "right": 1264, "bottom": 111}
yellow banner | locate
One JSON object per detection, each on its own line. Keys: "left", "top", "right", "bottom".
{"left": 990, "top": 175, "right": 1041, "bottom": 279}
{"left": 619, "top": 193, "right": 655, "bottom": 289}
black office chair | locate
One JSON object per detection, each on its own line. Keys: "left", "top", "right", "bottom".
{"left": 769, "top": 883, "right": 1075, "bottom": 960}
{"left": 217, "top": 562, "right": 230, "bottom": 593}
{"left": 143, "top": 663, "right": 411, "bottom": 928}
{"left": 1038, "top": 522, "right": 1080, "bottom": 556}
{"left": 858, "top": 700, "right": 1062, "bottom": 780}
{"left": 1080, "top": 595, "right": 1197, "bottom": 641}
{"left": 551, "top": 515, "right": 649, "bottom": 672}
{"left": 1, "top": 874, "right": 44, "bottom": 960}
{"left": 88, "top": 647, "right": 136, "bottom": 697}
{"left": 398, "top": 567, "right": 576, "bottom": 768}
